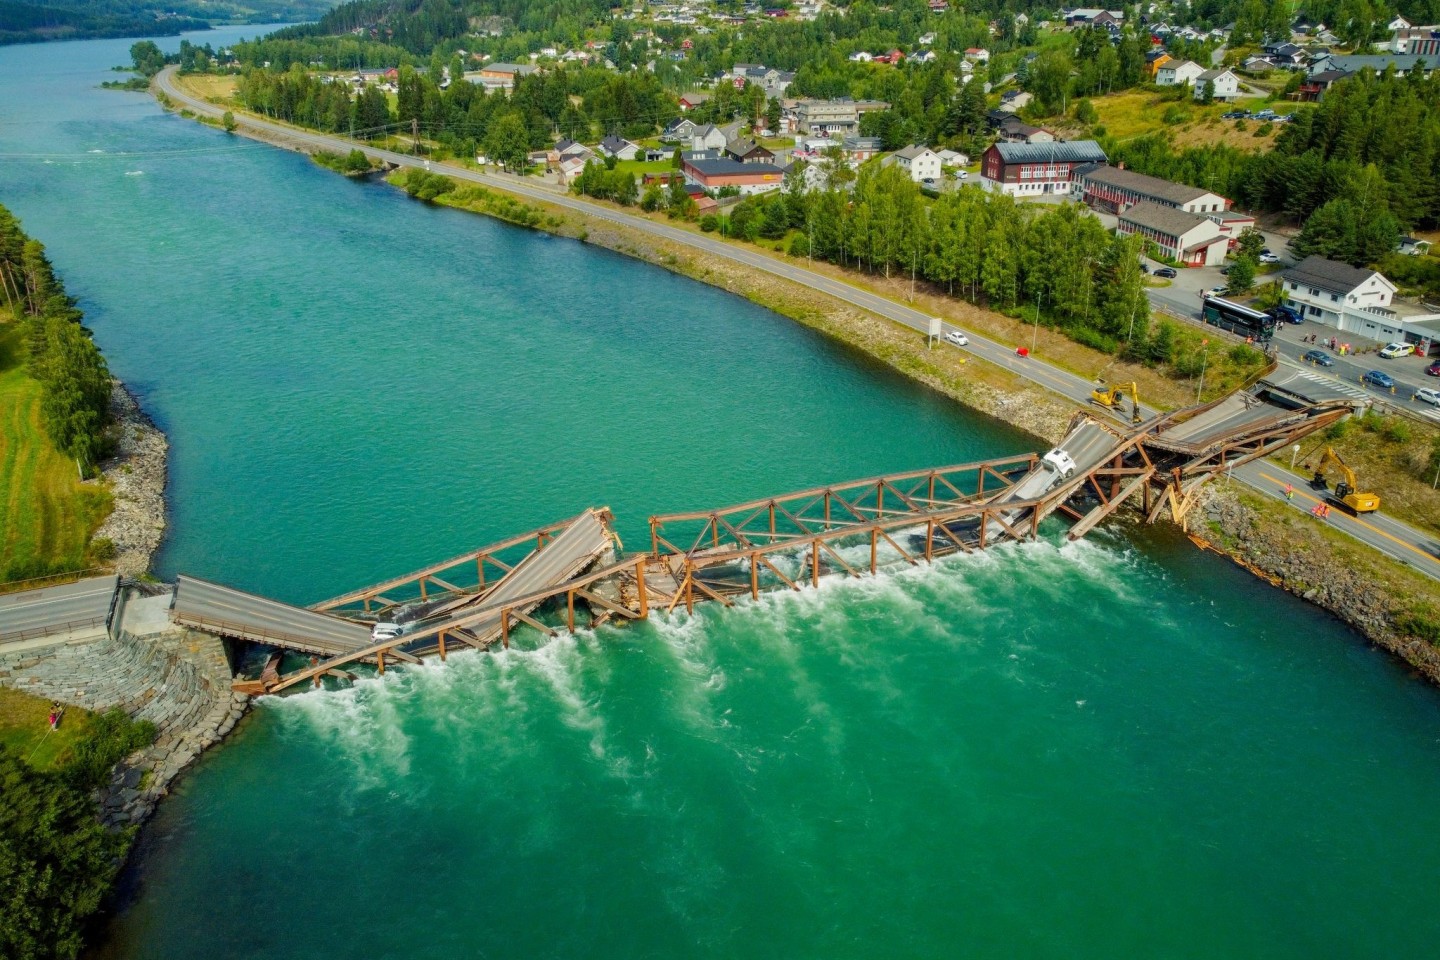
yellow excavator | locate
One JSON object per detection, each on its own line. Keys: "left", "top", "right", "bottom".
{"left": 1309, "top": 447, "right": 1380, "bottom": 513}
{"left": 1090, "top": 381, "right": 1143, "bottom": 425}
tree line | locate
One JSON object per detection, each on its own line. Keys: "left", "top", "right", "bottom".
{"left": 0, "top": 205, "right": 114, "bottom": 473}
{"left": 1109, "top": 69, "right": 1440, "bottom": 266}
{"left": 0, "top": 709, "right": 157, "bottom": 960}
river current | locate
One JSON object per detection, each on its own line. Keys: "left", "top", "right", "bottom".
{"left": 4, "top": 30, "right": 1440, "bottom": 959}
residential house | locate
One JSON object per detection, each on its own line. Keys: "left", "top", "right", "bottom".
{"left": 1146, "top": 49, "right": 1173, "bottom": 77}
{"left": 847, "top": 51, "right": 874, "bottom": 62}
{"left": 964, "top": 47, "right": 990, "bottom": 62}
{"left": 990, "top": 111, "right": 1054, "bottom": 143}
{"left": 935, "top": 148, "right": 969, "bottom": 167}
{"left": 1117, "top": 202, "right": 1229, "bottom": 266}
{"left": 1074, "top": 164, "right": 1230, "bottom": 215}
{"left": 599, "top": 135, "right": 640, "bottom": 161}
{"left": 795, "top": 98, "right": 889, "bottom": 136}
{"left": 1389, "top": 23, "right": 1440, "bottom": 56}
{"left": 1262, "top": 42, "right": 1309, "bottom": 69}
{"left": 726, "top": 137, "right": 775, "bottom": 164}
{"left": 557, "top": 155, "right": 590, "bottom": 184}
{"left": 555, "top": 139, "right": 595, "bottom": 162}
{"left": 782, "top": 159, "right": 830, "bottom": 193}
{"left": 1193, "top": 69, "right": 1241, "bottom": 101}
{"left": 1298, "top": 69, "right": 1349, "bottom": 100}
{"left": 727, "top": 64, "right": 796, "bottom": 96}
{"left": 998, "top": 89, "right": 1033, "bottom": 111}
{"left": 1307, "top": 52, "right": 1435, "bottom": 76}
{"left": 1399, "top": 237, "right": 1434, "bottom": 257}
{"left": 477, "top": 62, "right": 539, "bottom": 82}
{"left": 979, "top": 140, "right": 1108, "bottom": 196}
{"left": 682, "top": 156, "right": 787, "bottom": 195}
{"left": 913, "top": 50, "right": 938, "bottom": 63}
{"left": 1065, "top": 8, "right": 1125, "bottom": 29}
{"left": 1156, "top": 59, "right": 1205, "bottom": 86}
{"left": 662, "top": 117, "right": 700, "bottom": 142}
{"left": 678, "top": 92, "right": 711, "bottom": 111}
{"left": 1241, "top": 56, "right": 1277, "bottom": 73}
{"left": 689, "top": 124, "right": 729, "bottom": 151}
{"left": 1278, "top": 256, "right": 1440, "bottom": 347}
{"left": 884, "top": 145, "right": 943, "bottom": 183}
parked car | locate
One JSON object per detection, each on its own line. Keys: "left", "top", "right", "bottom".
{"left": 1271, "top": 306, "right": 1304, "bottom": 324}
{"left": 1259, "top": 252, "right": 1280, "bottom": 264}
{"left": 1363, "top": 370, "right": 1396, "bottom": 389}
{"left": 1139, "top": 262, "right": 1150, "bottom": 274}
{"left": 1253, "top": 109, "right": 1277, "bottom": 120}
{"left": 1416, "top": 387, "right": 1440, "bottom": 406}
{"left": 1427, "top": 360, "right": 1440, "bottom": 377}
{"left": 1206, "top": 286, "right": 1227, "bottom": 298}
{"left": 956, "top": 170, "right": 969, "bottom": 180}
{"left": 1154, "top": 267, "right": 1177, "bottom": 279}
{"left": 1303, "top": 349, "right": 1335, "bottom": 366}
{"left": 944, "top": 329, "right": 969, "bottom": 346}
{"left": 1379, "top": 342, "right": 1416, "bottom": 358}
{"left": 1221, "top": 110, "right": 1247, "bottom": 119}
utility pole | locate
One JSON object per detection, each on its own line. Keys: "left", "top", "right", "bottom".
{"left": 1196, "top": 338, "right": 1210, "bottom": 402}
{"left": 1032, "top": 289, "right": 1043, "bottom": 355}
{"left": 412, "top": 117, "right": 418, "bottom": 156}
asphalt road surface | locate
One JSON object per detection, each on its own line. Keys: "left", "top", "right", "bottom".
{"left": 0, "top": 574, "right": 119, "bottom": 641}
{"left": 153, "top": 70, "right": 1440, "bottom": 583}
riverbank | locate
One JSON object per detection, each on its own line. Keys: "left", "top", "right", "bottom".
{"left": 94, "top": 382, "right": 169, "bottom": 578}
{"left": 150, "top": 81, "right": 1440, "bottom": 688}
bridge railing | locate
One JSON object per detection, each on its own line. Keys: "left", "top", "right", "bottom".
{"left": 0, "top": 616, "right": 110, "bottom": 646}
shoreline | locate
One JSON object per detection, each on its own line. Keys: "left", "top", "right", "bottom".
{"left": 95, "top": 380, "right": 169, "bottom": 578}
{"left": 151, "top": 92, "right": 1440, "bottom": 688}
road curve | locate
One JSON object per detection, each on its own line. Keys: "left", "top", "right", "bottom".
{"left": 153, "top": 69, "right": 1440, "bottom": 582}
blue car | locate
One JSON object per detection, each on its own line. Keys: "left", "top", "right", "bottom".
{"left": 1363, "top": 370, "right": 1395, "bottom": 389}
{"left": 1270, "top": 306, "right": 1303, "bottom": 324}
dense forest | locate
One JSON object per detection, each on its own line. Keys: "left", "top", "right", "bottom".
{"left": 0, "top": 206, "right": 115, "bottom": 473}
{"left": 0, "top": 711, "right": 157, "bottom": 960}
{"left": 1110, "top": 69, "right": 1440, "bottom": 265}
{"left": 0, "top": 0, "right": 336, "bottom": 45}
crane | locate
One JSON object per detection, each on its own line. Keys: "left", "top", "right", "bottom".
{"left": 1090, "top": 381, "right": 1143, "bottom": 425}
{"left": 1308, "top": 447, "right": 1380, "bottom": 513}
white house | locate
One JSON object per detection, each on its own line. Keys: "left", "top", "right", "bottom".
{"left": 935, "top": 148, "right": 969, "bottom": 167}
{"left": 598, "top": 135, "right": 640, "bottom": 161}
{"left": 1281, "top": 256, "right": 1398, "bottom": 328}
{"left": 688, "top": 124, "right": 728, "bottom": 152}
{"left": 1193, "top": 68, "right": 1241, "bottom": 101}
{"left": 885, "top": 145, "right": 943, "bottom": 183}
{"left": 1156, "top": 59, "right": 1206, "bottom": 86}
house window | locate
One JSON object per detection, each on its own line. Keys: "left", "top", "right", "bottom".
{"left": 1330, "top": 294, "right": 1339, "bottom": 302}
{"left": 1308, "top": 306, "right": 1321, "bottom": 316}
{"left": 1309, "top": 287, "right": 1320, "bottom": 296}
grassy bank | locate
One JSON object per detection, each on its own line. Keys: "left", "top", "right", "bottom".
{"left": 0, "top": 686, "right": 93, "bottom": 770}
{"left": 0, "top": 318, "right": 112, "bottom": 584}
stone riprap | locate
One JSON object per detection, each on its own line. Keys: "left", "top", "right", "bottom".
{"left": 0, "top": 598, "right": 241, "bottom": 828}
{"left": 95, "top": 382, "right": 169, "bottom": 578}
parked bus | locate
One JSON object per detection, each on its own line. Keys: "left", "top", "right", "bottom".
{"left": 1201, "top": 295, "right": 1277, "bottom": 342}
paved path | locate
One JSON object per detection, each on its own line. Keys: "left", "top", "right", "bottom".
{"left": 152, "top": 70, "right": 1440, "bottom": 583}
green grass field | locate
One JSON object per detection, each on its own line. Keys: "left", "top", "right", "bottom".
{"left": 0, "top": 687, "right": 94, "bottom": 770}
{"left": 0, "top": 319, "right": 111, "bottom": 584}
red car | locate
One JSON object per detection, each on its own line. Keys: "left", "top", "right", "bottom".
{"left": 1428, "top": 360, "right": 1440, "bottom": 377}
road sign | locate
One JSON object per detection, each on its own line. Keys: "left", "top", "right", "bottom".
{"left": 928, "top": 316, "right": 942, "bottom": 349}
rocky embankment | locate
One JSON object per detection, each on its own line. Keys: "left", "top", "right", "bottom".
{"left": 1198, "top": 485, "right": 1440, "bottom": 685}
{"left": 95, "top": 382, "right": 168, "bottom": 577}
{"left": 0, "top": 613, "right": 244, "bottom": 828}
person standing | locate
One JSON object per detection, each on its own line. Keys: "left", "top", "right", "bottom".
{"left": 1285, "top": 483, "right": 1294, "bottom": 501}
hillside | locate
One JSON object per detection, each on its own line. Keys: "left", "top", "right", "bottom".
{"left": 0, "top": 0, "right": 339, "bottom": 45}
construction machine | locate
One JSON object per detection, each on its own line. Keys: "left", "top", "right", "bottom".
{"left": 1309, "top": 447, "right": 1380, "bottom": 513}
{"left": 1090, "top": 381, "right": 1143, "bottom": 425}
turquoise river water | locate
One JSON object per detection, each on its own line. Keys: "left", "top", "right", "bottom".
{"left": 3, "top": 31, "right": 1440, "bottom": 959}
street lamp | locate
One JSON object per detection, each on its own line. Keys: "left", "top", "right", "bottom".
{"left": 1290, "top": 443, "right": 1301, "bottom": 470}
{"left": 1196, "top": 338, "right": 1209, "bottom": 402}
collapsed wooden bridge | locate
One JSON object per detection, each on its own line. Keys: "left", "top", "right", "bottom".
{"left": 152, "top": 376, "right": 1356, "bottom": 695}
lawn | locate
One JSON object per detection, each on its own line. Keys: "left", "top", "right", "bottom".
{"left": 177, "top": 73, "right": 237, "bottom": 104}
{"left": 1084, "top": 88, "right": 1282, "bottom": 149}
{"left": 0, "top": 687, "right": 93, "bottom": 770}
{"left": 613, "top": 158, "right": 680, "bottom": 179}
{"left": 0, "top": 319, "right": 111, "bottom": 584}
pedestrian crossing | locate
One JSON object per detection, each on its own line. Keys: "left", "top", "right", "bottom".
{"left": 1289, "top": 367, "right": 1370, "bottom": 401}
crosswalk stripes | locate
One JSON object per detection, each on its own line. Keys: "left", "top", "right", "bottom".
{"left": 1292, "top": 368, "right": 1370, "bottom": 401}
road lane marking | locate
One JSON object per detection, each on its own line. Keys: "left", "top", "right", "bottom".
{"left": 1256, "top": 470, "right": 1438, "bottom": 566}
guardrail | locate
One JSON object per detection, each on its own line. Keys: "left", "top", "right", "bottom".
{"left": 0, "top": 616, "right": 109, "bottom": 645}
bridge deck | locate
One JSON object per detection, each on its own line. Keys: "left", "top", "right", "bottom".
{"left": 0, "top": 574, "right": 120, "bottom": 646}
{"left": 172, "top": 576, "right": 371, "bottom": 657}
{"left": 264, "top": 510, "right": 616, "bottom": 691}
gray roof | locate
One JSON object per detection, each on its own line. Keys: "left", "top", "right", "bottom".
{"left": 992, "top": 140, "right": 1107, "bottom": 164}
{"left": 727, "top": 137, "right": 770, "bottom": 155}
{"left": 1118, "top": 200, "right": 1214, "bottom": 238}
{"left": 1197, "top": 68, "right": 1233, "bottom": 81}
{"left": 1077, "top": 164, "right": 1214, "bottom": 205}
{"left": 1321, "top": 53, "right": 1434, "bottom": 73}
{"left": 1282, "top": 255, "right": 1382, "bottom": 294}
{"left": 893, "top": 144, "right": 936, "bottom": 160}
{"left": 600, "top": 135, "right": 633, "bottom": 152}
{"left": 687, "top": 158, "right": 786, "bottom": 176}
